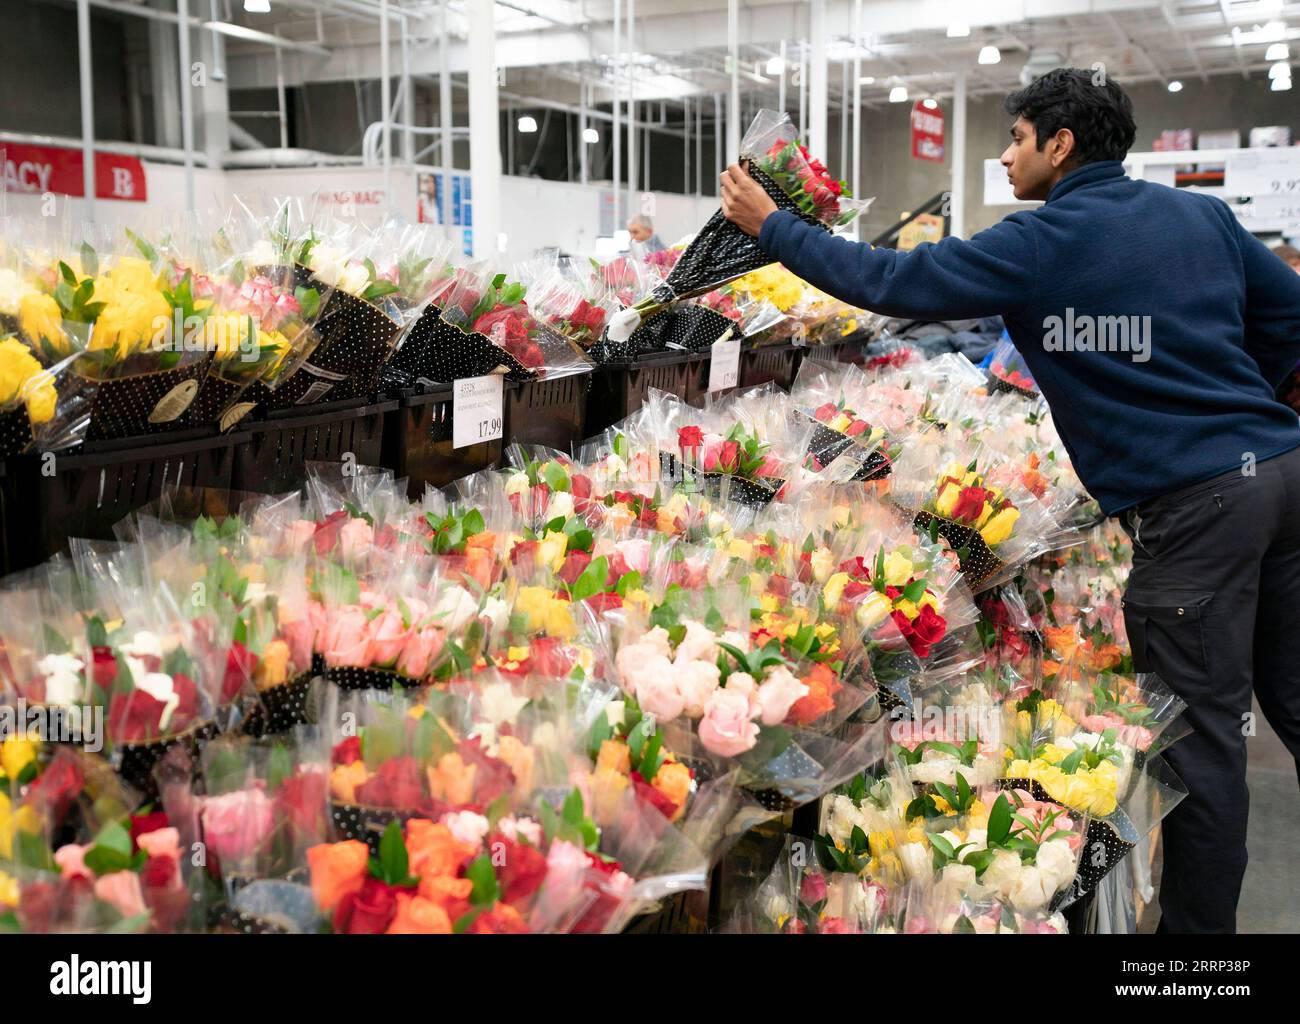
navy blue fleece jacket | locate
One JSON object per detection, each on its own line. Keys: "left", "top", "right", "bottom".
{"left": 758, "top": 160, "right": 1300, "bottom": 515}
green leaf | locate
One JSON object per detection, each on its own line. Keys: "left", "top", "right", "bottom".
{"left": 14, "top": 830, "right": 55, "bottom": 872}
{"left": 80, "top": 240, "right": 100, "bottom": 276}
{"left": 987, "top": 793, "right": 1013, "bottom": 847}
{"left": 638, "top": 730, "right": 665, "bottom": 780}
{"left": 570, "top": 555, "right": 608, "bottom": 603}
{"left": 615, "top": 570, "right": 642, "bottom": 597}
{"left": 626, "top": 715, "right": 653, "bottom": 759}
{"left": 465, "top": 854, "right": 501, "bottom": 906}
{"left": 266, "top": 743, "right": 293, "bottom": 792}
{"left": 902, "top": 579, "right": 928, "bottom": 604}
{"left": 372, "top": 820, "right": 411, "bottom": 886}
{"left": 125, "top": 228, "right": 156, "bottom": 263}
{"left": 586, "top": 711, "right": 612, "bottom": 760}
{"left": 542, "top": 462, "right": 570, "bottom": 493}
{"left": 562, "top": 787, "right": 585, "bottom": 825}
{"left": 1058, "top": 746, "right": 1087, "bottom": 775}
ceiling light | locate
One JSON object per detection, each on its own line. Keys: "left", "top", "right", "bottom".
{"left": 243, "top": 0, "right": 270, "bottom": 11}
{"left": 1259, "top": 0, "right": 1284, "bottom": 13}
{"left": 921, "top": 97, "right": 939, "bottom": 109}
{"left": 517, "top": 115, "right": 538, "bottom": 133}
{"left": 765, "top": 56, "right": 786, "bottom": 75}
{"left": 978, "top": 45, "right": 1001, "bottom": 65}
{"left": 1265, "top": 43, "right": 1290, "bottom": 62}
{"left": 1167, "top": 80, "right": 1183, "bottom": 92}
{"left": 889, "top": 86, "right": 908, "bottom": 103}
{"left": 582, "top": 127, "right": 600, "bottom": 143}
{"left": 1261, "top": 21, "right": 1287, "bottom": 42}
{"left": 859, "top": 76, "right": 876, "bottom": 85}
{"left": 1271, "top": 76, "right": 1292, "bottom": 91}
{"left": 947, "top": 23, "right": 970, "bottom": 38}
{"left": 1269, "top": 61, "right": 1292, "bottom": 79}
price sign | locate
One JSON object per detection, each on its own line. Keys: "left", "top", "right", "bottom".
{"left": 708, "top": 337, "right": 741, "bottom": 392}
{"left": 1223, "top": 147, "right": 1300, "bottom": 197}
{"left": 452, "top": 374, "right": 504, "bottom": 449}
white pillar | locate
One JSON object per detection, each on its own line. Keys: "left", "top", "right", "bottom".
{"left": 852, "top": 0, "right": 862, "bottom": 233}
{"left": 76, "top": 0, "right": 95, "bottom": 220}
{"left": 380, "top": 0, "right": 392, "bottom": 210}
{"left": 439, "top": 0, "right": 453, "bottom": 240}
{"left": 177, "top": 0, "right": 195, "bottom": 213}
{"left": 579, "top": 78, "right": 589, "bottom": 186}
{"left": 809, "top": 0, "right": 828, "bottom": 161}
{"left": 468, "top": 0, "right": 500, "bottom": 258}
{"left": 951, "top": 70, "right": 967, "bottom": 239}
{"left": 612, "top": 0, "right": 622, "bottom": 233}
{"left": 627, "top": 0, "right": 636, "bottom": 211}
{"left": 778, "top": 39, "right": 787, "bottom": 115}
{"left": 727, "top": 0, "right": 740, "bottom": 163}
{"left": 400, "top": 14, "right": 414, "bottom": 163}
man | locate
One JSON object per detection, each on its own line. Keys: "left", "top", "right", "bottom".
{"left": 627, "top": 214, "right": 666, "bottom": 252}
{"left": 720, "top": 67, "right": 1300, "bottom": 934}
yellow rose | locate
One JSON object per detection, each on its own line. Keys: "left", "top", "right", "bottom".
{"left": 0, "top": 737, "right": 40, "bottom": 781}
{"left": 0, "top": 870, "right": 18, "bottom": 909}
{"left": 809, "top": 546, "right": 836, "bottom": 584}
{"left": 882, "top": 551, "right": 913, "bottom": 587}
{"left": 934, "top": 478, "right": 961, "bottom": 518}
{"left": 18, "top": 292, "right": 67, "bottom": 353}
{"left": 255, "top": 639, "right": 291, "bottom": 689}
{"left": 855, "top": 591, "right": 892, "bottom": 630}
{"left": 623, "top": 588, "right": 652, "bottom": 616}
{"left": 536, "top": 530, "right": 568, "bottom": 572}
{"left": 894, "top": 598, "right": 919, "bottom": 620}
{"left": 203, "top": 313, "right": 253, "bottom": 359}
{"left": 726, "top": 537, "right": 753, "bottom": 560}
{"left": 979, "top": 507, "right": 1020, "bottom": 547}
{"left": 822, "top": 571, "right": 850, "bottom": 608}
{"left": 918, "top": 591, "right": 939, "bottom": 612}
{"left": 0, "top": 792, "right": 41, "bottom": 860}
{"left": 828, "top": 413, "right": 852, "bottom": 434}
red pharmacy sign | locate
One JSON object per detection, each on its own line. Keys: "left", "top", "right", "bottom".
{"left": 1, "top": 142, "right": 148, "bottom": 201}
{"left": 910, "top": 102, "right": 945, "bottom": 163}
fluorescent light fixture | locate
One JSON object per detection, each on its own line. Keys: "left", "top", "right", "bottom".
{"left": 921, "top": 97, "right": 939, "bottom": 109}
{"left": 1271, "top": 76, "right": 1292, "bottom": 91}
{"left": 947, "top": 23, "right": 970, "bottom": 38}
{"left": 582, "top": 127, "right": 600, "bottom": 144}
{"left": 243, "top": 0, "right": 270, "bottom": 12}
{"left": 1269, "top": 61, "right": 1292, "bottom": 79}
{"left": 1262, "top": 20, "right": 1287, "bottom": 42}
{"left": 1265, "top": 43, "right": 1290, "bottom": 62}
{"left": 1167, "top": 80, "right": 1183, "bottom": 92}
{"left": 889, "top": 86, "right": 908, "bottom": 103}
{"left": 859, "top": 76, "right": 876, "bottom": 85}
{"left": 517, "top": 115, "right": 538, "bottom": 133}
{"left": 765, "top": 56, "right": 786, "bottom": 75}
{"left": 1259, "top": 0, "right": 1284, "bottom": 13}
{"left": 978, "top": 45, "right": 1001, "bottom": 65}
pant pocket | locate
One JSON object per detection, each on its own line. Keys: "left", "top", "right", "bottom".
{"left": 1121, "top": 588, "right": 1213, "bottom": 697}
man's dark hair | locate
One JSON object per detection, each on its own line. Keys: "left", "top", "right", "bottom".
{"left": 1004, "top": 68, "right": 1137, "bottom": 166}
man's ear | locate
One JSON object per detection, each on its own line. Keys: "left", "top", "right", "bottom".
{"left": 1049, "top": 128, "right": 1076, "bottom": 168}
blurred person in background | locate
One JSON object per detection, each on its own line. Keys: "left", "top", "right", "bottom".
{"left": 627, "top": 214, "right": 665, "bottom": 252}
{"left": 719, "top": 67, "right": 1300, "bottom": 935}
{"left": 1272, "top": 244, "right": 1300, "bottom": 274}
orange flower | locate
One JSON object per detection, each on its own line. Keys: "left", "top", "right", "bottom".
{"left": 463, "top": 546, "right": 495, "bottom": 591}
{"left": 595, "top": 739, "right": 631, "bottom": 775}
{"left": 405, "top": 819, "right": 476, "bottom": 879}
{"left": 1043, "top": 659, "right": 1062, "bottom": 678}
{"left": 651, "top": 761, "right": 692, "bottom": 820}
{"left": 330, "top": 760, "right": 370, "bottom": 804}
{"left": 426, "top": 751, "right": 477, "bottom": 805}
{"left": 471, "top": 901, "right": 529, "bottom": 934}
{"left": 1082, "top": 641, "right": 1122, "bottom": 672}
{"left": 386, "top": 892, "right": 453, "bottom": 934}
{"left": 1042, "top": 626, "right": 1079, "bottom": 660}
{"left": 787, "top": 663, "right": 840, "bottom": 726}
{"left": 306, "top": 840, "right": 369, "bottom": 913}
{"left": 496, "top": 735, "right": 534, "bottom": 795}
{"left": 418, "top": 873, "right": 473, "bottom": 921}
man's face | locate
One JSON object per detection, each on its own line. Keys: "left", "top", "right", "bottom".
{"left": 627, "top": 221, "right": 651, "bottom": 242}
{"left": 1000, "top": 117, "right": 1059, "bottom": 201}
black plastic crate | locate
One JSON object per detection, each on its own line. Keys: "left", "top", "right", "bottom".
{"left": 0, "top": 431, "right": 242, "bottom": 573}
{"left": 586, "top": 351, "right": 695, "bottom": 435}
{"left": 503, "top": 371, "right": 591, "bottom": 452}
{"left": 739, "top": 342, "right": 800, "bottom": 391}
{"left": 230, "top": 399, "right": 395, "bottom": 495}
{"left": 382, "top": 384, "right": 503, "bottom": 498}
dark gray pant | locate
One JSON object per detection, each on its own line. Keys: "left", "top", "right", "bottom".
{"left": 1120, "top": 444, "right": 1300, "bottom": 933}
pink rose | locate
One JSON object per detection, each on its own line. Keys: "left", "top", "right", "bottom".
{"left": 630, "top": 656, "right": 684, "bottom": 721}
{"left": 54, "top": 844, "right": 92, "bottom": 881}
{"left": 367, "top": 610, "right": 412, "bottom": 667}
{"left": 94, "top": 871, "right": 146, "bottom": 920}
{"left": 137, "top": 828, "right": 183, "bottom": 890}
{"left": 614, "top": 539, "right": 652, "bottom": 576}
{"left": 697, "top": 686, "right": 760, "bottom": 757}
{"left": 281, "top": 618, "right": 316, "bottom": 673}
{"left": 338, "top": 518, "right": 374, "bottom": 561}
{"left": 756, "top": 665, "right": 810, "bottom": 726}
{"left": 322, "top": 606, "right": 372, "bottom": 667}
{"left": 699, "top": 433, "right": 726, "bottom": 471}
{"left": 285, "top": 519, "right": 317, "bottom": 553}
{"left": 672, "top": 620, "right": 719, "bottom": 665}
{"left": 755, "top": 456, "right": 784, "bottom": 478}
{"left": 396, "top": 627, "right": 443, "bottom": 680}
{"left": 201, "top": 787, "right": 275, "bottom": 865}
{"left": 615, "top": 643, "right": 670, "bottom": 696}
{"left": 673, "top": 659, "right": 721, "bottom": 719}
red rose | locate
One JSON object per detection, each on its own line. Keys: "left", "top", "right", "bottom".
{"left": 455, "top": 737, "right": 516, "bottom": 807}
{"left": 332, "top": 736, "right": 362, "bottom": 765}
{"left": 471, "top": 904, "right": 530, "bottom": 934}
{"left": 221, "top": 642, "right": 256, "bottom": 706}
{"left": 16, "top": 880, "right": 60, "bottom": 933}
{"left": 678, "top": 425, "right": 704, "bottom": 449}
{"left": 144, "top": 884, "right": 190, "bottom": 933}
{"left": 949, "top": 486, "right": 992, "bottom": 525}
{"left": 571, "top": 473, "right": 593, "bottom": 499}
{"left": 890, "top": 610, "right": 929, "bottom": 658}
{"left": 842, "top": 579, "right": 871, "bottom": 602}
{"left": 828, "top": 179, "right": 843, "bottom": 196}
{"left": 334, "top": 877, "right": 401, "bottom": 935}
{"left": 556, "top": 549, "right": 592, "bottom": 587}
{"left": 583, "top": 592, "right": 623, "bottom": 613}
{"left": 813, "top": 402, "right": 838, "bottom": 422}
{"left": 108, "top": 690, "right": 169, "bottom": 744}
{"left": 812, "top": 185, "right": 832, "bottom": 205}
{"left": 141, "top": 855, "right": 178, "bottom": 890}
{"left": 910, "top": 604, "right": 947, "bottom": 649}
{"left": 493, "top": 835, "right": 548, "bottom": 904}
{"left": 509, "top": 540, "right": 540, "bottom": 567}
{"left": 629, "top": 771, "right": 678, "bottom": 821}
{"left": 767, "top": 574, "right": 792, "bottom": 600}
{"left": 800, "top": 872, "right": 828, "bottom": 905}
{"left": 355, "top": 756, "right": 426, "bottom": 810}
{"left": 23, "top": 753, "right": 84, "bottom": 823}
{"left": 169, "top": 673, "right": 200, "bottom": 730}
{"left": 313, "top": 510, "right": 349, "bottom": 555}
{"left": 91, "top": 647, "right": 117, "bottom": 690}
{"left": 130, "top": 811, "right": 171, "bottom": 849}
{"left": 530, "top": 636, "right": 575, "bottom": 678}
{"left": 845, "top": 419, "right": 870, "bottom": 437}
{"left": 277, "top": 769, "right": 328, "bottom": 841}
{"left": 718, "top": 440, "right": 740, "bottom": 471}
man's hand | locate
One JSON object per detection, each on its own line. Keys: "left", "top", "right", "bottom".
{"left": 720, "top": 162, "right": 779, "bottom": 238}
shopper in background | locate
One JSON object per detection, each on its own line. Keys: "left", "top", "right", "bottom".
{"left": 720, "top": 67, "right": 1300, "bottom": 934}
{"left": 627, "top": 214, "right": 666, "bottom": 252}
{"left": 1272, "top": 243, "right": 1300, "bottom": 274}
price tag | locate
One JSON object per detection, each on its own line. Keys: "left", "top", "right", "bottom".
{"left": 1223, "top": 147, "right": 1300, "bottom": 197}
{"left": 707, "top": 337, "right": 741, "bottom": 392}
{"left": 452, "top": 374, "right": 504, "bottom": 449}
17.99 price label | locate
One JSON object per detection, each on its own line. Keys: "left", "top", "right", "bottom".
{"left": 452, "top": 374, "right": 504, "bottom": 449}
{"left": 708, "top": 337, "right": 741, "bottom": 392}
